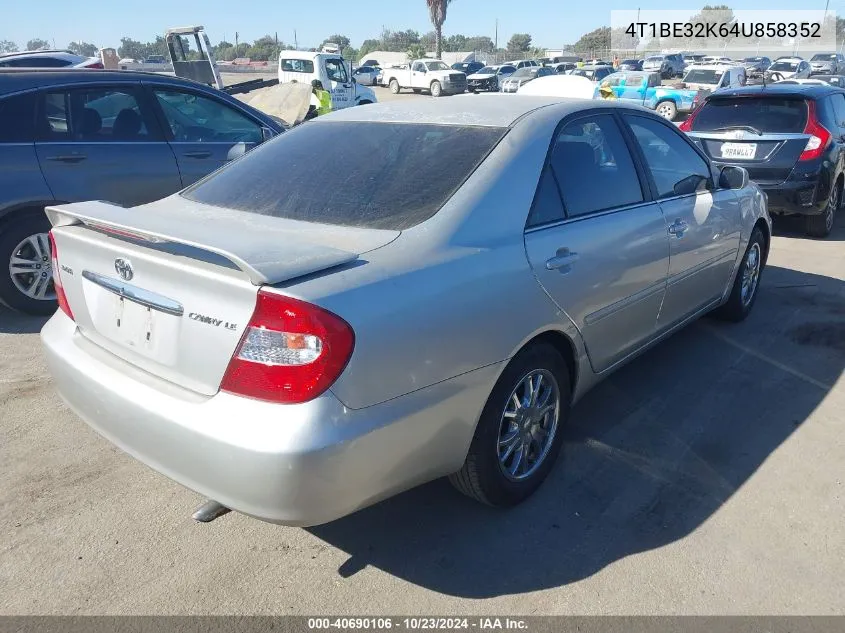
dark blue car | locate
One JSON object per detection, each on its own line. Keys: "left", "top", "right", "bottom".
{"left": 0, "top": 69, "right": 284, "bottom": 314}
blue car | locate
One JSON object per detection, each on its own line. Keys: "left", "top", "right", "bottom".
{"left": 596, "top": 71, "right": 697, "bottom": 121}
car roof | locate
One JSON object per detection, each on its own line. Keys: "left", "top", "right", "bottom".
{"left": 318, "top": 94, "right": 654, "bottom": 128}
{"left": 774, "top": 57, "right": 804, "bottom": 62}
{"left": 710, "top": 84, "right": 842, "bottom": 99}
{"left": 0, "top": 49, "right": 79, "bottom": 58}
{"left": 0, "top": 68, "right": 214, "bottom": 96}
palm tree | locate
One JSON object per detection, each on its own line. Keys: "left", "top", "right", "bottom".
{"left": 426, "top": 0, "right": 453, "bottom": 59}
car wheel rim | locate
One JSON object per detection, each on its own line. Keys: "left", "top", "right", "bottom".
{"left": 9, "top": 232, "right": 55, "bottom": 301}
{"left": 657, "top": 104, "right": 674, "bottom": 118}
{"left": 740, "top": 242, "right": 761, "bottom": 307}
{"left": 826, "top": 188, "right": 838, "bottom": 231}
{"left": 497, "top": 369, "right": 560, "bottom": 482}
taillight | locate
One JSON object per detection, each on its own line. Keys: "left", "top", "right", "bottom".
{"left": 84, "top": 61, "right": 104, "bottom": 69}
{"left": 799, "top": 100, "right": 831, "bottom": 161}
{"left": 678, "top": 98, "right": 702, "bottom": 132}
{"left": 221, "top": 290, "right": 354, "bottom": 404}
{"left": 48, "top": 231, "right": 74, "bottom": 320}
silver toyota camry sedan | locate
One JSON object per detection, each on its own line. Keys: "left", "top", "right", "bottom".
{"left": 41, "top": 96, "right": 771, "bottom": 526}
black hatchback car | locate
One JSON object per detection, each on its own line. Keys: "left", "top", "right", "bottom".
{"left": 0, "top": 69, "right": 284, "bottom": 314}
{"left": 680, "top": 84, "right": 844, "bottom": 237}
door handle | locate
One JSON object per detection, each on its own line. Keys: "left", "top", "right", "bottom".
{"left": 182, "top": 151, "right": 212, "bottom": 159}
{"left": 668, "top": 219, "right": 689, "bottom": 238}
{"left": 45, "top": 154, "right": 87, "bottom": 163}
{"left": 545, "top": 248, "right": 580, "bottom": 272}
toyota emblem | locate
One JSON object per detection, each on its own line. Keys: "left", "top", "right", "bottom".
{"left": 114, "top": 258, "right": 134, "bottom": 281}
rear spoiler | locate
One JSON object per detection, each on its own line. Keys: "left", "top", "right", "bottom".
{"left": 45, "top": 201, "right": 360, "bottom": 286}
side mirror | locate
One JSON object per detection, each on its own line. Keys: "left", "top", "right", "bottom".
{"left": 719, "top": 165, "right": 749, "bottom": 190}
{"left": 226, "top": 142, "right": 248, "bottom": 161}
{"left": 261, "top": 126, "right": 276, "bottom": 142}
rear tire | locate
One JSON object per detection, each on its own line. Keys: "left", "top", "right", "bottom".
{"left": 389, "top": 79, "right": 400, "bottom": 94}
{"left": 0, "top": 213, "right": 57, "bottom": 315}
{"left": 430, "top": 81, "right": 442, "bottom": 97}
{"left": 449, "top": 343, "right": 571, "bottom": 506}
{"left": 713, "top": 226, "right": 766, "bottom": 322}
{"left": 655, "top": 100, "right": 677, "bottom": 120}
{"left": 806, "top": 181, "right": 839, "bottom": 237}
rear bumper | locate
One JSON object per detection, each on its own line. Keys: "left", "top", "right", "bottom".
{"left": 41, "top": 313, "right": 499, "bottom": 526}
{"left": 759, "top": 178, "right": 827, "bottom": 216}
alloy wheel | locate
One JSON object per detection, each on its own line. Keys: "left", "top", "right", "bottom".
{"left": 497, "top": 369, "right": 560, "bottom": 481}
{"left": 740, "top": 242, "right": 761, "bottom": 307}
{"left": 8, "top": 232, "right": 55, "bottom": 301}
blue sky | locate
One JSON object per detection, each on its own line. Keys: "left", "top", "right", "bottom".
{"left": 6, "top": 0, "right": 842, "bottom": 51}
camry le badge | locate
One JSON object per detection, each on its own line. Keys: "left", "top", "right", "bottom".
{"left": 114, "top": 258, "right": 134, "bottom": 282}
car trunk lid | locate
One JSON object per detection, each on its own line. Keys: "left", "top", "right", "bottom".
{"left": 47, "top": 198, "right": 399, "bottom": 396}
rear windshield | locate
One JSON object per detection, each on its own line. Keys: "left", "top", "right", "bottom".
{"left": 182, "top": 122, "right": 506, "bottom": 230}
{"left": 770, "top": 61, "right": 799, "bottom": 71}
{"left": 684, "top": 69, "right": 723, "bottom": 84}
{"left": 691, "top": 97, "right": 809, "bottom": 133}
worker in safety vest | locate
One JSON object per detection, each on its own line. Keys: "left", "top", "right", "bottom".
{"left": 312, "top": 79, "right": 333, "bottom": 116}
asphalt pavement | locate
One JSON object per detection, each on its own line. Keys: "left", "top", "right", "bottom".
{"left": 1, "top": 211, "right": 844, "bottom": 613}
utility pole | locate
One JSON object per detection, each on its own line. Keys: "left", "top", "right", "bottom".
{"left": 294, "top": 29, "right": 298, "bottom": 50}
{"left": 235, "top": 31, "right": 239, "bottom": 49}
{"left": 495, "top": 19, "right": 498, "bottom": 51}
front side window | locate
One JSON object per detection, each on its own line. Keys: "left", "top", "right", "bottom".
{"left": 154, "top": 90, "right": 261, "bottom": 143}
{"left": 626, "top": 115, "right": 711, "bottom": 198}
{"left": 325, "top": 58, "right": 349, "bottom": 83}
{"left": 550, "top": 114, "right": 643, "bottom": 217}
{"left": 412, "top": 62, "right": 426, "bottom": 73}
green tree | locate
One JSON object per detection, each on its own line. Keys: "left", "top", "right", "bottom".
{"left": 426, "top": 0, "right": 454, "bottom": 59}
{"left": 358, "top": 39, "right": 381, "bottom": 60}
{"left": 445, "top": 33, "right": 467, "bottom": 52}
{"left": 0, "top": 40, "right": 18, "bottom": 53}
{"left": 465, "top": 35, "right": 494, "bottom": 53}
{"left": 246, "top": 35, "right": 281, "bottom": 61}
{"left": 68, "top": 41, "right": 98, "bottom": 57}
{"left": 421, "top": 31, "right": 437, "bottom": 52}
{"left": 572, "top": 26, "right": 610, "bottom": 54}
{"left": 407, "top": 43, "right": 427, "bottom": 60}
{"left": 118, "top": 37, "right": 145, "bottom": 60}
{"left": 322, "top": 34, "right": 350, "bottom": 51}
{"left": 506, "top": 33, "right": 532, "bottom": 57}
{"left": 382, "top": 29, "right": 420, "bottom": 52}
{"left": 26, "top": 38, "right": 50, "bottom": 51}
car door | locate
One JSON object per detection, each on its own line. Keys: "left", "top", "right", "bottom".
{"left": 523, "top": 112, "right": 670, "bottom": 373}
{"left": 34, "top": 84, "right": 181, "bottom": 208}
{"left": 622, "top": 113, "right": 742, "bottom": 330}
{"left": 149, "top": 86, "right": 264, "bottom": 187}
{"left": 411, "top": 61, "right": 428, "bottom": 89}
{"left": 324, "top": 57, "right": 355, "bottom": 108}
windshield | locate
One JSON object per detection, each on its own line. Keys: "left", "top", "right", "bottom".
{"left": 684, "top": 69, "right": 723, "bottom": 84}
{"left": 425, "top": 61, "right": 449, "bottom": 71}
{"left": 811, "top": 54, "right": 834, "bottom": 61}
{"left": 743, "top": 57, "right": 762, "bottom": 62}
{"left": 645, "top": 56, "right": 664, "bottom": 63}
{"left": 477, "top": 66, "right": 495, "bottom": 74}
{"left": 182, "top": 122, "right": 507, "bottom": 230}
{"left": 691, "top": 97, "right": 808, "bottom": 134}
{"left": 770, "top": 61, "right": 799, "bottom": 71}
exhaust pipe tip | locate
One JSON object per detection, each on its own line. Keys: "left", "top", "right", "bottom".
{"left": 192, "top": 500, "right": 231, "bottom": 523}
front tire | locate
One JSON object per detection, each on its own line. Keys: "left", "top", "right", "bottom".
{"left": 389, "top": 79, "right": 400, "bottom": 94}
{"left": 430, "top": 81, "right": 442, "bottom": 97}
{"left": 806, "top": 180, "right": 839, "bottom": 237}
{"left": 0, "top": 213, "right": 57, "bottom": 315}
{"left": 655, "top": 100, "right": 677, "bottom": 120}
{"left": 450, "top": 343, "right": 571, "bottom": 506}
{"left": 713, "top": 226, "right": 766, "bottom": 322}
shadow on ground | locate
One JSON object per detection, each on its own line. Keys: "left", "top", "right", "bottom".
{"left": 0, "top": 310, "right": 50, "bottom": 334}
{"left": 310, "top": 264, "right": 844, "bottom": 597}
{"left": 772, "top": 213, "right": 845, "bottom": 242}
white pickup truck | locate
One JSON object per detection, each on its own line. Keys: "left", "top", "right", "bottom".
{"left": 278, "top": 49, "right": 377, "bottom": 110}
{"left": 382, "top": 59, "right": 468, "bottom": 97}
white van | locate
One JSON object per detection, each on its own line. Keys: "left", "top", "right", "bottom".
{"left": 278, "top": 50, "right": 377, "bottom": 110}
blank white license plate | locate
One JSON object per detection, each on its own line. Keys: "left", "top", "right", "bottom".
{"left": 721, "top": 142, "right": 757, "bottom": 159}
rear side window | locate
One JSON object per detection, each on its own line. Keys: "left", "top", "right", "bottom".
{"left": 550, "top": 114, "right": 643, "bottom": 217}
{"left": 691, "top": 96, "right": 808, "bottom": 133}
{"left": 183, "top": 122, "right": 507, "bottom": 230}
{"left": 0, "top": 56, "right": 72, "bottom": 68}
{"left": 0, "top": 93, "right": 36, "bottom": 142}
